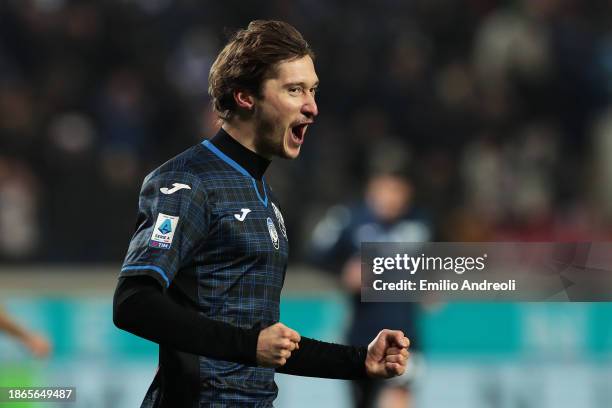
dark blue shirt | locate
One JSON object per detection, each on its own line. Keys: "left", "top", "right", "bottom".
{"left": 121, "top": 130, "right": 289, "bottom": 406}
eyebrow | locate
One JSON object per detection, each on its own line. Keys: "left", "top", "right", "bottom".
{"left": 285, "top": 81, "right": 319, "bottom": 88}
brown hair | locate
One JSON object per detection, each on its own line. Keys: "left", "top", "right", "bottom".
{"left": 208, "top": 20, "right": 314, "bottom": 120}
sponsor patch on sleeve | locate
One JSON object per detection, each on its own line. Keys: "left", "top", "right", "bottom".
{"left": 149, "top": 213, "right": 179, "bottom": 249}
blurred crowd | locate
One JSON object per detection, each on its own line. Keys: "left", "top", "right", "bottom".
{"left": 2, "top": 0, "right": 612, "bottom": 262}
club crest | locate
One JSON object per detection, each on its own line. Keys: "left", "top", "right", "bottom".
{"left": 271, "top": 202, "right": 287, "bottom": 240}
{"left": 267, "top": 217, "right": 280, "bottom": 250}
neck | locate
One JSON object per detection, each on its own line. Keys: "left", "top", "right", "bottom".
{"left": 221, "top": 121, "right": 272, "bottom": 160}
{"left": 209, "top": 127, "right": 271, "bottom": 180}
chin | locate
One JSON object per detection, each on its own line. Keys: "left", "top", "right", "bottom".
{"left": 279, "top": 137, "right": 301, "bottom": 159}
{"left": 281, "top": 147, "right": 301, "bottom": 159}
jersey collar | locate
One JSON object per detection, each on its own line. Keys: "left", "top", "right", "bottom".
{"left": 202, "top": 129, "right": 270, "bottom": 207}
{"left": 207, "top": 128, "right": 270, "bottom": 180}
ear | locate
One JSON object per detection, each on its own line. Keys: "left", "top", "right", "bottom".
{"left": 233, "top": 90, "right": 255, "bottom": 111}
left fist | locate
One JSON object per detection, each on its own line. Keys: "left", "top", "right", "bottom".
{"left": 365, "top": 329, "right": 410, "bottom": 378}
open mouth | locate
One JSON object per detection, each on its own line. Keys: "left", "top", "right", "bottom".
{"left": 290, "top": 123, "right": 308, "bottom": 144}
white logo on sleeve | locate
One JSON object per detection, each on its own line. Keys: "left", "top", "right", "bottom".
{"left": 234, "top": 208, "right": 252, "bottom": 222}
{"left": 149, "top": 213, "right": 179, "bottom": 249}
{"left": 160, "top": 183, "right": 191, "bottom": 195}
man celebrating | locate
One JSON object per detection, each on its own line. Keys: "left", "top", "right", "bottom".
{"left": 113, "top": 20, "right": 409, "bottom": 407}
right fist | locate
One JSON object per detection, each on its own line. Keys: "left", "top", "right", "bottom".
{"left": 256, "top": 323, "right": 301, "bottom": 368}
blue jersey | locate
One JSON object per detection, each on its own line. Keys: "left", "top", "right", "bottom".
{"left": 120, "top": 139, "right": 289, "bottom": 407}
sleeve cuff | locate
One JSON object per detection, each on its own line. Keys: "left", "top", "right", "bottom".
{"left": 243, "top": 326, "right": 261, "bottom": 366}
{"left": 120, "top": 265, "right": 170, "bottom": 288}
{"left": 229, "top": 324, "right": 261, "bottom": 366}
{"left": 355, "top": 346, "right": 369, "bottom": 379}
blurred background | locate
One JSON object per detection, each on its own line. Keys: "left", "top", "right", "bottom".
{"left": 2, "top": 0, "right": 612, "bottom": 407}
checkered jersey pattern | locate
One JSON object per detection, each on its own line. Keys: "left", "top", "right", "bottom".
{"left": 121, "top": 140, "right": 289, "bottom": 407}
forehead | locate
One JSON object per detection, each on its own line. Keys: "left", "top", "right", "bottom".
{"left": 270, "top": 55, "right": 318, "bottom": 85}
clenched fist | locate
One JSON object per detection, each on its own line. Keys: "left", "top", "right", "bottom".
{"left": 365, "top": 329, "right": 410, "bottom": 378}
{"left": 256, "top": 323, "right": 301, "bottom": 368}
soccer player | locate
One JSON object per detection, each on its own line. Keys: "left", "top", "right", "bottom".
{"left": 113, "top": 20, "right": 410, "bottom": 407}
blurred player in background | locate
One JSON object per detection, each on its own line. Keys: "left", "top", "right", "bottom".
{"left": 113, "top": 20, "right": 409, "bottom": 407}
{"left": 311, "top": 150, "right": 430, "bottom": 408}
{"left": 0, "top": 306, "right": 51, "bottom": 358}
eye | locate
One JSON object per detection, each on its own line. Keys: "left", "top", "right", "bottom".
{"left": 288, "top": 86, "right": 303, "bottom": 95}
{"left": 310, "top": 87, "right": 318, "bottom": 96}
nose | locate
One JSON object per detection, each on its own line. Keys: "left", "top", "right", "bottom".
{"left": 302, "top": 94, "right": 318, "bottom": 119}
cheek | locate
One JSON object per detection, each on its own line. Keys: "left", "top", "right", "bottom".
{"left": 270, "top": 97, "right": 299, "bottom": 118}
{"left": 261, "top": 102, "right": 286, "bottom": 124}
